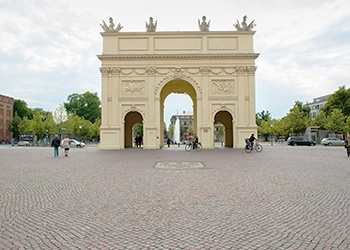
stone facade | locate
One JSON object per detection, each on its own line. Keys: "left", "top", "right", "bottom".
{"left": 98, "top": 29, "right": 259, "bottom": 149}
{"left": 0, "top": 94, "right": 14, "bottom": 142}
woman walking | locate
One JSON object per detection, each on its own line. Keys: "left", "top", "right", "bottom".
{"left": 61, "top": 135, "right": 71, "bottom": 157}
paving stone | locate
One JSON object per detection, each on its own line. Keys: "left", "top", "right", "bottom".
{"left": 0, "top": 144, "right": 349, "bottom": 248}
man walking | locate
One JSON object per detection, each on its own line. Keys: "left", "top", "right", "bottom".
{"left": 51, "top": 135, "right": 60, "bottom": 157}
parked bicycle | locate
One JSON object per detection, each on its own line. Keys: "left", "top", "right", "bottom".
{"left": 185, "top": 141, "right": 202, "bottom": 152}
{"left": 244, "top": 139, "right": 263, "bottom": 153}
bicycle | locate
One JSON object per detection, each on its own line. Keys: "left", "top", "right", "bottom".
{"left": 185, "top": 141, "right": 202, "bottom": 152}
{"left": 244, "top": 140, "right": 263, "bottom": 153}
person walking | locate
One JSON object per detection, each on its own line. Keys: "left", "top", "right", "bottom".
{"left": 167, "top": 137, "right": 171, "bottom": 147}
{"left": 345, "top": 134, "right": 350, "bottom": 157}
{"left": 61, "top": 135, "right": 71, "bottom": 157}
{"left": 51, "top": 135, "right": 61, "bottom": 157}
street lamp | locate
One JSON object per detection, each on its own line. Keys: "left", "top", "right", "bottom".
{"left": 79, "top": 126, "right": 82, "bottom": 141}
{"left": 270, "top": 124, "right": 274, "bottom": 146}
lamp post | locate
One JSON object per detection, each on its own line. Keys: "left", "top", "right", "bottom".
{"left": 270, "top": 124, "right": 274, "bottom": 146}
{"left": 79, "top": 126, "right": 82, "bottom": 142}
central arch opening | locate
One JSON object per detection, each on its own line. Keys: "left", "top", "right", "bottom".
{"left": 160, "top": 80, "right": 197, "bottom": 147}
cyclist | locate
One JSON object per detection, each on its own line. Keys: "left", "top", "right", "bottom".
{"left": 193, "top": 134, "right": 199, "bottom": 149}
{"left": 249, "top": 134, "right": 257, "bottom": 148}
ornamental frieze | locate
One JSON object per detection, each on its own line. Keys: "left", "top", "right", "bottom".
{"left": 99, "top": 66, "right": 257, "bottom": 76}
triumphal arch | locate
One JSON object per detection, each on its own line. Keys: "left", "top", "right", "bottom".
{"left": 98, "top": 16, "right": 259, "bottom": 149}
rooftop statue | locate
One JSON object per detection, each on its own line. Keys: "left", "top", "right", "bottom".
{"left": 100, "top": 17, "right": 123, "bottom": 32}
{"left": 234, "top": 15, "right": 256, "bottom": 31}
{"left": 198, "top": 16, "right": 210, "bottom": 32}
{"left": 146, "top": 17, "right": 157, "bottom": 32}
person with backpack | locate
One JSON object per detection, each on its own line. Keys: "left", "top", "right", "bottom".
{"left": 51, "top": 135, "right": 61, "bottom": 157}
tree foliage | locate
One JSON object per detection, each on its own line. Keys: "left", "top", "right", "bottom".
{"left": 322, "top": 86, "right": 350, "bottom": 117}
{"left": 325, "top": 108, "right": 346, "bottom": 134}
{"left": 7, "top": 112, "right": 21, "bottom": 139}
{"left": 64, "top": 92, "right": 101, "bottom": 123}
{"left": 282, "top": 101, "right": 311, "bottom": 135}
{"left": 256, "top": 110, "right": 272, "bottom": 126}
{"left": 13, "top": 99, "right": 33, "bottom": 119}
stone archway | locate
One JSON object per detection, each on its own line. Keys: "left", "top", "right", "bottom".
{"left": 98, "top": 28, "right": 259, "bottom": 149}
{"left": 160, "top": 79, "right": 197, "bottom": 147}
{"left": 214, "top": 111, "right": 233, "bottom": 148}
{"left": 124, "top": 111, "right": 143, "bottom": 148}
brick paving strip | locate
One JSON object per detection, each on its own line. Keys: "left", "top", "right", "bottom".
{"left": 0, "top": 144, "right": 349, "bottom": 249}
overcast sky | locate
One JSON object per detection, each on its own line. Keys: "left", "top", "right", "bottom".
{"left": 1, "top": 0, "right": 349, "bottom": 126}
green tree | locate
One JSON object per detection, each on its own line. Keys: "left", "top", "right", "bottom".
{"left": 30, "top": 112, "right": 46, "bottom": 138}
{"left": 64, "top": 92, "right": 101, "bottom": 123}
{"left": 91, "top": 119, "right": 101, "bottom": 139}
{"left": 13, "top": 99, "right": 33, "bottom": 119}
{"left": 322, "top": 86, "right": 350, "bottom": 117}
{"left": 256, "top": 110, "right": 272, "bottom": 126}
{"left": 134, "top": 124, "right": 143, "bottom": 136}
{"left": 18, "top": 117, "right": 32, "bottom": 135}
{"left": 168, "top": 124, "right": 174, "bottom": 139}
{"left": 325, "top": 108, "right": 346, "bottom": 134}
{"left": 43, "top": 113, "right": 59, "bottom": 136}
{"left": 312, "top": 110, "right": 327, "bottom": 129}
{"left": 32, "top": 108, "right": 51, "bottom": 121}
{"left": 164, "top": 122, "right": 168, "bottom": 138}
{"left": 283, "top": 101, "right": 311, "bottom": 135}
{"left": 7, "top": 112, "right": 21, "bottom": 139}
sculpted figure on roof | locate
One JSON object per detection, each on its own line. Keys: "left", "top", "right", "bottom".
{"left": 146, "top": 17, "right": 157, "bottom": 32}
{"left": 100, "top": 17, "right": 123, "bottom": 32}
{"left": 198, "top": 15, "right": 210, "bottom": 32}
{"left": 234, "top": 15, "right": 256, "bottom": 31}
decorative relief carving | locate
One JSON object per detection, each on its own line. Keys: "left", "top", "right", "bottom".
{"left": 155, "top": 74, "right": 201, "bottom": 96}
{"left": 146, "top": 67, "right": 156, "bottom": 76}
{"left": 212, "top": 80, "right": 235, "bottom": 95}
{"left": 174, "top": 68, "right": 182, "bottom": 78}
{"left": 122, "top": 80, "right": 145, "bottom": 95}
{"left": 122, "top": 104, "right": 145, "bottom": 117}
{"left": 236, "top": 66, "right": 257, "bottom": 75}
{"left": 111, "top": 68, "right": 121, "bottom": 76}
{"left": 199, "top": 67, "right": 211, "bottom": 75}
{"left": 212, "top": 104, "right": 235, "bottom": 117}
{"left": 99, "top": 67, "right": 110, "bottom": 76}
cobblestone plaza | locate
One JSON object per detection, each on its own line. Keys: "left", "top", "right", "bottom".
{"left": 1, "top": 144, "right": 349, "bottom": 249}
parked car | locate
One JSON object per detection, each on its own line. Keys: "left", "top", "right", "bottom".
{"left": 61, "top": 139, "right": 85, "bottom": 148}
{"left": 321, "top": 137, "right": 345, "bottom": 146}
{"left": 18, "top": 141, "right": 32, "bottom": 146}
{"left": 287, "top": 137, "right": 316, "bottom": 146}
{"left": 181, "top": 139, "right": 190, "bottom": 145}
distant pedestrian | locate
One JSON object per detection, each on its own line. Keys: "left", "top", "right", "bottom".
{"left": 167, "top": 137, "right": 171, "bottom": 147}
{"left": 345, "top": 135, "right": 350, "bottom": 157}
{"left": 51, "top": 135, "right": 61, "bottom": 157}
{"left": 61, "top": 135, "right": 71, "bottom": 157}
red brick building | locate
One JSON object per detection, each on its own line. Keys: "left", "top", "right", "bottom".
{"left": 0, "top": 94, "right": 14, "bottom": 143}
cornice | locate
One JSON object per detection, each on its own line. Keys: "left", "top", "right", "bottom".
{"left": 97, "top": 53, "right": 259, "bottom": 60}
